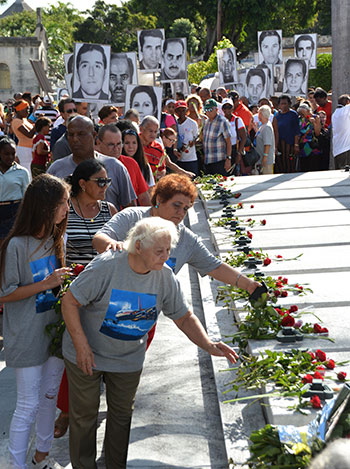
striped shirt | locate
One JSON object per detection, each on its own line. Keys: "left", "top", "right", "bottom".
{"left": 202, "top": 113, "right": 231, "bottom": 164}
{"left": 66, "top": 201, "right": 112, "bottom": 266}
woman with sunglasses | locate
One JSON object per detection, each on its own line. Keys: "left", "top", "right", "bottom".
{"left": 54, "top": 159, "right": 117, "bottom": 439}
{"left": 160, "top": 128, "right": 196, "bottom": 179}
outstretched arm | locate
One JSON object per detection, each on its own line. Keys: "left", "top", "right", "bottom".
{"left": 174, "top": 310, "right": 238, "bottom": 364}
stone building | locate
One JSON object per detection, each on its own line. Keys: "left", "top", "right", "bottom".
{"left": 0, "top": 3, "right": 48, "bottom": 102}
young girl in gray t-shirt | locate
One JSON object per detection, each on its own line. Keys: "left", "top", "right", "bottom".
{"left": 0, "top": 174, "right": 71, "bottom": 469}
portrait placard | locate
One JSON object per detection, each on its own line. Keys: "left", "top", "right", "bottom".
{"left": 124, "top": 84, "right": 162, "bottom": 123}
{"left": 160, "top": 38, "right": 187, "bottom": 82}
{"left": 294, "top": 33, "right": 317, "bottom": 70}
{"left": 170, "top": 80, "right": 189, "bottom": 98}
{"left": 283, "top": 58, "right": 309, "bottom": 97}
{"left": 273, "top": 64, "right": 284, "bottom": 93}
{"left": 217, "top": 47, "right": 238, "bottom": 85}
{"left": 137, "top": 29, "right": 165, "bottom": 73}
{"left": 72, "top": 42, "right": 111, "bottom": 103}
{"left": 109, "top": 52, "right": 138, "bottom": 107}
{"left": 258, "top": 30, "right": 283, "bottom": 66}
{"left": 245, "top": 67, "right": 268, "bottom": 105}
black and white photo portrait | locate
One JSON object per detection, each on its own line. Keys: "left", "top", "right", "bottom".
{"left": 273, "top": 64, "right": 284, "bottom": 93}
{"left": 294, "top": 33, "right": 317, "bottom": 70}
{"left": 64, "top": 53, "right": 73, "bottom": 96}
{"left": 258, "top": 30, "right": 283, "bottom": 66}
{"left": 160, "top": 38, "right": 187, "bottom": 82}
{"left": 245, "top": 68, "right": 267, "bottom": 105}
{"left": 234, "top": 69, "right": 247, "bottom": 97}
{"left": 138, "top": 29, "right": 164, "bottom": 73}
{"left": 72, "top": 43, "right": 111, "bottom": 102}
{"left": 256, "top": 63, "right": 273, "bottom": 97}
{"left": 170, "top": 81, "right": 189, "bottom": 98}
{"left": 125, "top": 84, "right": 162, "bottom": 122}
{"left": 57, "top": 88, "right": 69, "bottom": 102}
{"left": 283, "top": 58, "right": 308, "bottom": 96}
{"left": 109, "top": 52, "right": 138, "bottom": 106}
{"left": 217, "top": 47, "right": 238, "bottom": 85}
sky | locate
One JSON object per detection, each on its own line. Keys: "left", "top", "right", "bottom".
{"left": 0, "top": 0, "right": 122, "bottom": 14}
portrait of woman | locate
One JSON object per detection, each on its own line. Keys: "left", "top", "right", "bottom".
{"left": 125, "top": 85, "right": 162, "bottom": 122}
{"left": 283, "top": 58, "right": 308, "bottom": 96}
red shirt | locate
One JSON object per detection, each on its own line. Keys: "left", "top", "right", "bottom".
{"left": 142, "top": 140, "right": 166, "bottom": 175}
{"left": 32, "top": 133, "right": 50, "bottom": 166}
{"left": 233, "top": 101, "right": 253, "bottom": 129}
{"left": 119, "top": 155, "right": 149, "bottom": 197}
{"left": 316, "top": 100, "right": 332, "bottom": 127}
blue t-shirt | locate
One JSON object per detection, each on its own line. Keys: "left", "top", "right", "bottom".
{"left": 276, "top": 110, "right": 300, "bottom": 145}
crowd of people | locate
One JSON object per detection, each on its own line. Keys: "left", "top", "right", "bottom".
{"left": 1, "top": 77, "right": 350, "bottom": 469}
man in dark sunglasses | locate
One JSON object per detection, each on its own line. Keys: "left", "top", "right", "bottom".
{"left": 51, "top": 98, "right": 77, "bottom": 152}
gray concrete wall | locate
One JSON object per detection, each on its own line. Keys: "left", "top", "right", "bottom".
{"left": 332, "top": 0, "right": 350, "bottom": 109}
{"left": 0, "top": 37, "right": 41, "bottom": 102}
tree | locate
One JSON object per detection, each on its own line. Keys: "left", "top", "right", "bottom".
{"left": 168, "top": 18, "right": 200, "bottom": 57}
{"left": 187, "top": 37, "right": 234, "bottom": 84}
{"left": 0, "top": 3, "right": 82, "bottom": 80}
{"left": 73, "top": 0, "right": 157, "bottom": 53}
{"left": 308, "top": 53, "right": 332, "bottom": 91}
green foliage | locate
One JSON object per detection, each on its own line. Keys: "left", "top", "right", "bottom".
{"left": 187, "top": 37, "right": 234, "bottom": 85}
{"left": 308, "top": 53, "right": 332, "bottom": 91}
{"left": 168, "top": 18, "right": 200, "bottom": 56}
{"left": 73, "top": 0, "right": 157, "bottom": 54}
{"left": 0, "top": 3, "right": 82, "bottom": 81}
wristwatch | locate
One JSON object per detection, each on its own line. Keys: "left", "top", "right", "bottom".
{"left": 226, "top": 155, "right": 232, "bottom": 160}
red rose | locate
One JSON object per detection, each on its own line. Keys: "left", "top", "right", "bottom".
{"left": 278, "top": 276, "right": 282, "bottom": 280}
{"left": 237, "top": 203, "right": 243, "bottom": 208}
{"left": 276, "top": 255, "right": 283, "bottom": 258}
{"left": 306, "top": 351, "right": 315, "bottom": 360}
{"left": 311, "top": 395, "right": 322, "bottom": 409}
{"left": 281, "top": 314, "right": 295, "bottom": 327}
{"left": 321, "top": 327, "right": 329, "bottom": 333}
{"left": 250, "top": 204, "right": 254, "bottom": 208}
{"left": 297, "top": 285, "right": 303, "bottom": 290}
{"left": 281, "top": 291, "right": 288, "bottom": 297}
{"left": 289, "top": 305, "right": 298, "bottom": 313}
{"left": 263, "top": 258, "right": 271, "bottom": 266}
{"left": 223, "top": 176, "right": 227, "bottom": 180}
{"left": 230, "top": 177, "right": 234, "bottom": 181}
{"left": 313, "top": 371, "right": 324, "bottom": 380}
{"left": 316, "top": 365, "right": 325, "bottom": 371}
{"left": 275, "top": 281, "right": 283, "bottom": 288}
{"left": 246, "top": 218, "right": 252, "bottom": 222}
{"left": 337, "top": 371, "right": 347, "bottom": 381}
{"left": 315, "top": 349, "right": 327, "bottom": 362}
{"left": 302, "top": 374, "right": 313, "bottom": 384}
{"left": 234, "top": 192, "right": 241, "bottom": 198}
{"left": 247, "top": 231, "right": 253, "bottom": 239}
{"left": 294, "top": 320, "right": 303, "bottom": 328}
{"left": 274, "top": 290, "right": 281, "bottom": 297}
{"left": 313, "top": 323, "right": 323, "bottom": 334}
{"left": 282, "top": 278, "right": 288, "bottom": 284}
{"left": 325, "top": 359, "right": 335, "bottom": 370}
{"left": 260, "top": 219, "right": 266, "bottom": 225}
{"left": 275, "top": 307, "right": 284, "bottom": 315}
{"left": 73, "top": 264, "right": 84, "bottom": 275}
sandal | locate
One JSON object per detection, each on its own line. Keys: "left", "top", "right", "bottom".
{"left": 54, "top": 413, "right": 69, "bottom": 438}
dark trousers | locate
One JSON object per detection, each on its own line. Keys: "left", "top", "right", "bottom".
{"left": 177, "top": 160, "right": 199, "bottom": 176}
{"left": 204, "top": 159, "right": 227, "bottom": 176}
{"left": 335, "top": 150, "right": 350, "bottom": 169}
{"left": 65, "top": 359, "right": 142, "bottom": 469}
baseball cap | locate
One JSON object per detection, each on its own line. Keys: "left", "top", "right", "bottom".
{"left": 175, "top": 100, "right": 187, "bottom": 109}
{"left": 204, "top": 98, "right": 218, "bottom": 111}
{"left": 221, "top": 98, "right": 233, "bottom": 107}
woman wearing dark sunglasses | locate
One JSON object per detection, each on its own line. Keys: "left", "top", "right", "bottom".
{"left": 54, "top": 159, "right": 117, "bottom": 438}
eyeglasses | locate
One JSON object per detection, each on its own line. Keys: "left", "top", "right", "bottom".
{"left": 104, "top": 142, "right": 122, "bottom": 149}
{"left": 166, "top": 136, "right": 177, "bottom": 144}
{"left": 89, "top": 177, "right": 112, "bottom": 187}
{"left": 205, "top": 108, "right": 214, "bottom": 112}
{"left": 66, "top": 108, "right": 77, "bottom": 114}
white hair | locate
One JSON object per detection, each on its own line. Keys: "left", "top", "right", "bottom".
{"left": 140, "top": 115, "right": 159, "bottom": 129}
{"left": 259, "top": 104, "right": 271, "bottom": 120}
{"left": 124, "top": 217, "right": 178, "bottom": 254}
{"left": 308, "top": 439, "right": 350, "bottom": 469}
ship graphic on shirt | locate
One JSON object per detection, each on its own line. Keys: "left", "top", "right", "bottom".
{"left": 100, "top": 289, "right": 158, "bottom": 341}
{"left": 30, "top": 255, "right": 58, "bottom": 313}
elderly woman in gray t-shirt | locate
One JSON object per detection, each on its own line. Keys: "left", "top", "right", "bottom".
{"left": 254, "top": 104, "right": 275, "bottom": 174}
{"left": 62, "top": 217, "right": 237, "bottom": 469}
